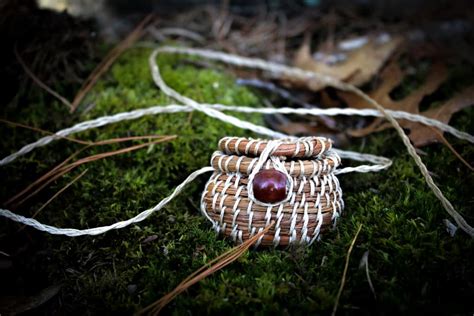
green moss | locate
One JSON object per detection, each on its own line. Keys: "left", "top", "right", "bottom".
{"left": 1, "top": 46, "right": 473, "bottom": 315}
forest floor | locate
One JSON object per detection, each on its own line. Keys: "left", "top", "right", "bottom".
{"left": 0, "top": 2, "right": 473, "bottom": 315}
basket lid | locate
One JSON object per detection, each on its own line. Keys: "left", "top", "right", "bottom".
{"left": 218, "top": 137, "right": 333, "bottom": 159}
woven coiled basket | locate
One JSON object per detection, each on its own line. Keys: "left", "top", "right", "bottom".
{"left": 201, "top": 136, "right": 344, "bottom": 247}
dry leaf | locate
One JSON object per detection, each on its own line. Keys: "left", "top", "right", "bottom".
{"left": 320, "top": 90, "right": 341, "bottom": 108}
{"left": 339, "top": 61, "right": 447, "bottom": 137}
{"left": 338, "top": 61, "right": 474, "bottom": 147}
{"left": 288, "top": 34, "right": 403, "bottom": 91}
{"left": 404, "top": 85, "right": 474, "bottom": 146}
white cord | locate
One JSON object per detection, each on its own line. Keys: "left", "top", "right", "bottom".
{"left": 150, "top": 46, "right": 474, "bottom": 237}
{"left": 0, "top": 45, "right": 472, "bottom": 237}
{"left": 1, "top": 104, "right": 471, "bottom": 167}
{"left": 0, "top": 167, "right": 214, "bottom": 236}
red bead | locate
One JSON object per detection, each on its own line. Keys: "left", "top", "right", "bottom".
{"left": 252, "top": 169, "right": 287, "bottom": 203}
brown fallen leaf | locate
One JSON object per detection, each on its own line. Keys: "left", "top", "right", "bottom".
{"left": 338, "top": 61, "right": 456, "bottom": 146}
{"left": 404, "top": 85, "right": 474, "bottom": 146}
{"left": 320, "top": 90, "right": 342, "bottom": 108}
{"left": 288, "top": 34, "right": 403, "bottom": 91}
{"left": 341, "top": 61, "right": 448, "bottom": 110}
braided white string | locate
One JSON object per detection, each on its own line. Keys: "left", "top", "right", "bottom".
{"left": 1, "top": 104, "right": 471, "bottom": 167}
{"left": 149, "top": 46, "right": 473, "bottom": 237}
{"left": 0, "top": 46, "right": 472, "bottom": 237}
{"left": 0, "top": 166, "right": 214, "bottom": 236}
{"left": 333, "top": 150, "right": 392, "bottom": 174}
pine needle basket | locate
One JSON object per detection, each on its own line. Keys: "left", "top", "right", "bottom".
{"left": 201, "top": 136, "right": 344, "bottom": 247}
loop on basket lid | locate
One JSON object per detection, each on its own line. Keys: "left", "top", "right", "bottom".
{"left": 246, "top": 140, "right": 294, "bottom": 206}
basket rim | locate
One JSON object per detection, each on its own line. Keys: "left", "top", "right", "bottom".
{"left": 210, "top": 151, "right": 341, "bottom": 177}
{"left": 218, "top": 136, "right": 333, "bottom": 158}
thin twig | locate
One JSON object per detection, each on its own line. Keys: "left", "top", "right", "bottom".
{"left": 139, "top": 222, "right": 275, "bottom": 315}
{"left": 0, "top": 118, "right": 92, "bottom": 145}
{"left": 61, "top": 136, "right": 176, "bottom": 171}
{"left": 14, "top": 47, "right": 73, "bottom": 110}
{"left": 13, "top": 164, "right": 78, "bottom": 208}
{"left": 93, "top": 135, "right": 170, "bottom": 146}
{"left": 6, "top": 135, "right": 176, "bottom": 207}
{"left": 429, "top": 126, "right": 474, "bottom": 171}
{"left": 70, "top": 14, "right": 155, "bottom": 112}
{"left": 17, "top": 169, "right": 89, "bottom": 232}
{"left": 5, "top": 147, "right": 89, "bottom": 206}
{"left": 332, "top": 224, "right": 363, "bottom": 316}
{"left": 5, "top": 135, "right": 174, "bottom": 206}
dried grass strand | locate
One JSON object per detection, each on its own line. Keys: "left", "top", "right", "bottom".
{"left": 139, "top": 222, "right": 275, "bottom": 315}
{"left": 429, "top": 126, "right": 474, "bottom": 171}
{"left": 0, "top": 118, "right": 91, "bottom": 145}
{"left": 6, "top": 136, "right": 176, "bottom": 207}
{"left": 13, "top": 164, "right": 77, "bottom": 208}
{"left": 17, "top": 169, "right": 89, "bottom": 232}
{"left": 62, "top": 136, "right": 176, "bottom": 170}
{"left": 14, "top": 47, "right": 73, "bottom": 110}
{"left": 70, "top": 14, "right": 155, "bottom": 112}
{"left": 332, "top": 224, "right": 363, "bottom": 316}
{"left": 5, "top": 147, "right": 88, "bottom": 206}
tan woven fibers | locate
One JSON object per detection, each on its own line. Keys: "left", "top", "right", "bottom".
{"left": 210, "top": 153, "right": 341, "bottom": 177}
{"left": 218, "top": 136, "right": 333, "bottom": 158}
{"left": 201, "top": 137, "right": 344, "bottom": 247}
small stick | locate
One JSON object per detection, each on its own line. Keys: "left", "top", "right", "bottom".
{"left": 5, "top": 147, "right": 89, "bottom": 206}
{"left": 139, "top": 222, "right": 275, "bottom": 315}
{"left": 14, "top": 47, "right": 73, "bottom": 110}
{"left": 0, "top": 118, "right": 91, "bottom": 145}
{"left": 13, "top": 164, "right": 78, "bottom": 208}
{"left": 61, "top": 136, "right": 176, "bottom": 170}
{"left": 6, "top": 135, "right": 176, "bottom": 207}
{"left": 17, "top": 168, "right": 89, "bottom": 232}
{"left": 429, "top": 126, "right": 473, "bottom": 171}
{"left": 70, "top": 14, "right": 155, "bottom": 112}
{"left": 332, "top": 224, "right": 363, "bottom": 316}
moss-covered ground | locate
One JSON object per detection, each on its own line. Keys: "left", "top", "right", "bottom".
{"left": 0, "top": 47, "right": 473, "bottom": 315}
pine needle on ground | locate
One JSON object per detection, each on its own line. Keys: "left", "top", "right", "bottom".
{"left": 332, "top": 224, "right": 363, "bottom": 316}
